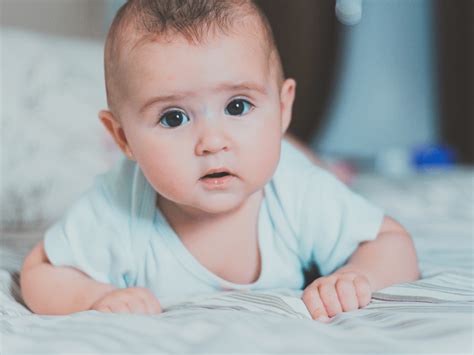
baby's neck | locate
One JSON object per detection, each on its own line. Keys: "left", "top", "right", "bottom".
{"left": 156, "top": 190, "right": 264, "bottom": 243}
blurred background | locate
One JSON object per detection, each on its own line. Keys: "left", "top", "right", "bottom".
{"left": 1, "top": 0, "right": 473, "bottom": 229}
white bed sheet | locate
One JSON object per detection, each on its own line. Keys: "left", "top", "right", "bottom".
{"left": 1, "top": 169, "right": 473, "bottom": 354}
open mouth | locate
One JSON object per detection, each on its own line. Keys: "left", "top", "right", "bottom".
{"left": 199, "top": 169, "right": 235, "bottom": 187}
{"left": 201, "top": 171, "right": 231, "bottom": 179}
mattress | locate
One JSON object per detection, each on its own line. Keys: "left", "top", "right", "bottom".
{"left": 1, "top": 168, "right": 473, "bottom": 354}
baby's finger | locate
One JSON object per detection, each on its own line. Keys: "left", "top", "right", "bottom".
{"left": 140, "top": 296, "right": 161, "bottom": 314}
{"left": 319, "top": 282, "right": 342, "bottom": 317}
{"left": 150, "top": 298, "right": 162, "bottom": 314}
{"left": 335, "top": 279, "right": 358, "bottom": 312}
{"left": 354, "top": 276, "right": 372, "bottom": 307}
{"left": 110, "top": 301, "right": 133, "bottom": 314}
{"left": 127, "top": 298, "right": 149, "bottom": 314}
{"left": 302, "top": 288, "right": 329, "bottom": 321}
{"left": 136, "top": 290, "right": 161, "bottom": 314}
{"left": 94, "top": 305, "right": 113, "bottom": 313}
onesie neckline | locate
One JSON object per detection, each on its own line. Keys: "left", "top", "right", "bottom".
{"left": 153, "top": 186, "right": 270, "bottom": 291}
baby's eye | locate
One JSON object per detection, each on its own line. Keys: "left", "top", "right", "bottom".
{"left": 159, "top": 110, "right": 190, "bottom": 128}
{"left": 225, "top": 99, "right": 254, "bottom": 116}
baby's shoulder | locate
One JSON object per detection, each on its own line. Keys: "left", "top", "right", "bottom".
{"left": 100, "top": 157, "right": 139, "bottom": 194}
{"left": 268, "top": 140, "right": 347, "bottom": 227}
{"left": 273, "top": 139, "right": 330, "bottom": 189}
{"left": 98, "top": 157, "right": 148, "bottom": 209}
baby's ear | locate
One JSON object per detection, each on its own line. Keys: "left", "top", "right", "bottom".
{"left": 98, "top": 110, "right": 135, "bottom": 160}
{"left": 279, "top": 78, "right": 296, "bottom": 134}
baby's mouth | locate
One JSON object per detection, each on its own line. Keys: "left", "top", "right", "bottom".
{"left": 200, "top": 171, "right": 231, "bottom": 179}
{"left": 199, "top": 168, "right": 236, "bottom": 186}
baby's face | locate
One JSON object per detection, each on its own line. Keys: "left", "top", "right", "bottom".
{"left": 108, "top": 28, "right": 295, "bottom": 216}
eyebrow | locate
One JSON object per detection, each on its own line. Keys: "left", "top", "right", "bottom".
{"left": 139, "top": 81, "right": 268, "bottom": 114}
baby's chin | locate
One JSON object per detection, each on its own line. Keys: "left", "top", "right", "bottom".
{"left": 164, "top": 191, "right": 256, "bottom": 218}
{"left": 157, "top": 184, "right": 264, "bottom": 218}
{"left": 191, "top": 193, "right": 250, "bottom": 216}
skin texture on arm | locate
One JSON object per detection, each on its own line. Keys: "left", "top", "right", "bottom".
{"left": 338, "top": 216, "right": 420, "bottom": 290}
{"left": 302, "top": 216, "right": 420, "bottom": 321}
{"left": 20, "top": 241, "right": 117, "bottom": 315}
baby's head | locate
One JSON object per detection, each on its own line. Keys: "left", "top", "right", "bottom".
{"left": 99, "top": 0, "right": 296, "bottom": 217}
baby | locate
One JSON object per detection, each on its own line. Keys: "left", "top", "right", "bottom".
{"left": 20, "top": 0, "right": 419, "bottom": 321}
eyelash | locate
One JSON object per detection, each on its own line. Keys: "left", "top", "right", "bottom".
{"left": 157, "top": 98, "right": 255, "bottom": 128}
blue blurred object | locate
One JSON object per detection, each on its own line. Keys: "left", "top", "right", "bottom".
{"left": 336, "top": 0, "right": 363, "bottom": 26}
{"left": 374, "top": 144, "right": 456, "bottom": 176}
{"left": 412, "top": 144, "right": 456, "bottom": 169}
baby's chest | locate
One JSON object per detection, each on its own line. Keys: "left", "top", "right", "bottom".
{"left": 184, "top": 233, "right": 262, "bottom": 285}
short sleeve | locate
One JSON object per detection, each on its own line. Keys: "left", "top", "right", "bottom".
{"left": 43, "top": 172, "right": 134, "bottom": 288}
{"left": 299, "top": 168, "right": 384, "bottom": 275}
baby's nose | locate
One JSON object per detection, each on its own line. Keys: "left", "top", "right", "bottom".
{"left": 195, "top": 127, "right": 230, "bottom": 156}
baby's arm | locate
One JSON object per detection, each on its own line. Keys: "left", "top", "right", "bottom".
{"left": 302, "top": 216, "right": 420, "bottom": 321}
{"left": 20, "top": 240, "right": 116, "bottom": 315}
{"left": 20, "top": 241, "right": 161, "bottom": 315}
{"left": 335, "top": 216, "right": 420, "bottom": 291}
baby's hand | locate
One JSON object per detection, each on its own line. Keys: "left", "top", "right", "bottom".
{"left": 91, "top": 287, "right": 162, "bottom": 315}
{"left": 301, "top": 269, "right": 372, "bottom": 321}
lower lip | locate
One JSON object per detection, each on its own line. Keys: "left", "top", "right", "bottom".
{"left": 200, "top": 175, "right": 235, "bottom": 188}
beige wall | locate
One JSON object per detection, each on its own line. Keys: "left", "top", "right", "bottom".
{"left": 0, "top": 0, "right": 108, "bottom": 39}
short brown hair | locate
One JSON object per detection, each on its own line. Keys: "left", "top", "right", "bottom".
{"left": 104, "top": 0, "right": 284, "bottom": 114}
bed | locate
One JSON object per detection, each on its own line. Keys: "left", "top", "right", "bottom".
{"left": 1, "top": 168, "right": 472, "bottom": 354}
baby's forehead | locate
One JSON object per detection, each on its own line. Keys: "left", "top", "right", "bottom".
{"left": 117, "top": 22, "right": 274, "bottom": 81}
{"left": 123, "top": 30, "right": 276, "bottom": 95}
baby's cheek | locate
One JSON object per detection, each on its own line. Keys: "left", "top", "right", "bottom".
{"left": 142, "top": 163, "right": 192, "bottom": 202}
{"left": 246, "top": 135, "right": 281, "bottom": 182}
